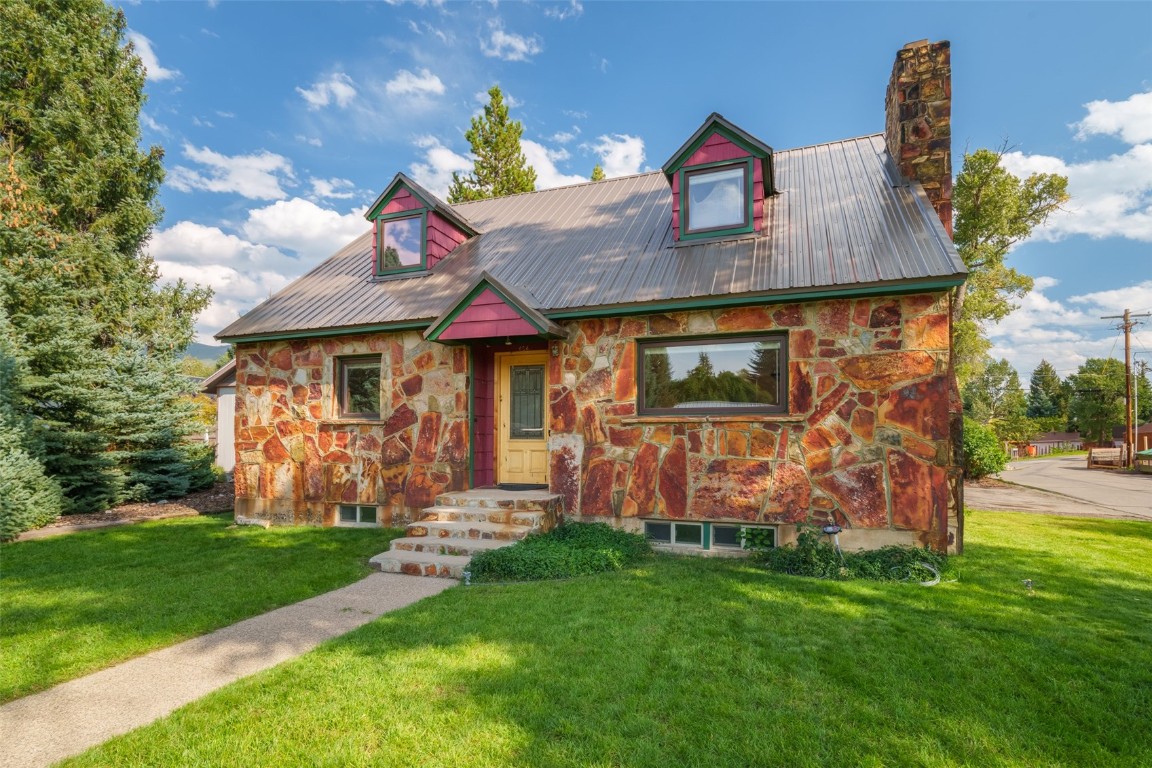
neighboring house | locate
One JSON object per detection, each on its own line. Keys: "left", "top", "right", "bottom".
{"left": 201, "top": 359, "right": 237, "bottom": 473}
{"left": 1027, "top": 431, "right": 1083, "bottom": 457}
{"left": 1112, "top": 423, "right": 1152, "bottom": 452}
{"left": 217, "top": 40, "right": 965, "bottom": 552}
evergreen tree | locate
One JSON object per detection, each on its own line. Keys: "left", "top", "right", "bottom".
{"left": 746, "top": 342, "right": 781, "bottom": 403}
{"left": 1026, "top": 359, "right": 1064, "bottom": 418}
{"left": 590, "top": 164, "right": 605, "bottom": 181}
{"left": 0, "top": 308, "right": 63, "bottom": 539}
{"left": 447, "top": 86, "right": 536, "bottom": 203}
{"left": 643, "top": 349, "right": 675, "bottom": 408}
{"left": 952, "top": 148, "right": 1068, "bottom": 383}
{"left": 1, "top": 1, "right": 211, "bottom": 512}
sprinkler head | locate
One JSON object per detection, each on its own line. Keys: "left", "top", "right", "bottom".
{"left": 822, "top": 525, "right": 843, "bottom": 535}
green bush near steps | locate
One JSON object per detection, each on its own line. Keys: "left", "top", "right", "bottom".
{"left": 468, "top": 522, "right": 651, "bottom": 582}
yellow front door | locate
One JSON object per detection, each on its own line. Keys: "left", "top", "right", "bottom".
{"left": 496, "top": 352, "right": 549, "bottom": 485}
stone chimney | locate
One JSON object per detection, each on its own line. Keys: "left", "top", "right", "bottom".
{"left": 885, "top": 39, "right": 952, "bottom": 237}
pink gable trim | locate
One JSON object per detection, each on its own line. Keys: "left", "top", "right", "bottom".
{"left": 381, "top": 188, "right": 423, "bottom": 214}
{"left": 685, "top": 134, "right": 750, "bottom": 166}
{"left": 437, "top": 289, "right": 538, "bottom": 341}
{"left": 426, "top": 210, "right": 469, "bottom": 268}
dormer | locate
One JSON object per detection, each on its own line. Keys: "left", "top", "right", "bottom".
{"left": 662, "top": 113, "right": 775, "bottom": 242}
{"left": 364, "top": 173, "right": 478, "bottom": 276}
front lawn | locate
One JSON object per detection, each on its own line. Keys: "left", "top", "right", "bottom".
{"left": 0, "top": 515, "right": 403, "bottom": 702}
{"left": 64, "top": 511, "right": 1152, "bottom": 767}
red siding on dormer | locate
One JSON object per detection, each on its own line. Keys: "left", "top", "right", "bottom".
{"left": 671, "top": 131, "right": 765, "bottom": 241}
{"left": 381, "top": 188, "right": 423, "bottom": 214}
{"left": 426, "top": 210, "right": 469, "bottom": 268}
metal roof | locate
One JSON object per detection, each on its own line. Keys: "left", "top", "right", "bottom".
{"left": 217, "top": 134, "right": 965, "bottom": 342}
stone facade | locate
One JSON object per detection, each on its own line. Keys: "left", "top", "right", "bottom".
{"left": 233, "top": 332, "right": 470, "bottom": 526}
{"left": 234, "top": 292, "right": 959, "bottom": 552}
{"left": 546, "top": 292, "right": 958, "bottom": 551}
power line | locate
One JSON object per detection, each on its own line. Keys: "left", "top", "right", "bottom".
{"left": 1101, "top": 309, "right": 1151, "bottom": 466}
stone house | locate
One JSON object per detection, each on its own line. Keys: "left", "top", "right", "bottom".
{"left": 217, "top": 40, "right": 966, "bottom": 553}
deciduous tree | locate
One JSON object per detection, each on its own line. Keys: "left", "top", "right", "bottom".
{"left": 952, "top": 148, "right": 1068, "bottom": 382}
{"left": 448, "top": 86, "right": 536, "bottom": 203}
{"left": 1067, "top": 358, "right": 1125, "bottom": 445}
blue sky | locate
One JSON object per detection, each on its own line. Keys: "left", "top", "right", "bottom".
{"left": 117, "top": 1, "right": 1151, "bottom": 382}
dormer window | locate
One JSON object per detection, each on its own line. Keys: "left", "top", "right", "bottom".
{"left": 683, "top": 162, "right": 752, "bottom": 236}
{"left": 365, "top": 173, "right": 479, "bottom": 278}
{"left": 377, "top": 211, "right": 426, "bottom": 273}
{"left": 661, "top": 114, "right": 775, "bottom": 243}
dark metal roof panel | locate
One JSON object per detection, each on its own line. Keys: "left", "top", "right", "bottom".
{"left": 217, "top": 134, "right": 965, "bottom": 341}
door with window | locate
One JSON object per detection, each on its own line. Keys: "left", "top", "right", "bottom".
{"left": 496, "top": 352, "right": 549, "bottom": 485}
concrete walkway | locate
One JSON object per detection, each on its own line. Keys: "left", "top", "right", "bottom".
{"left": 0, "top": 573, "right": 455, "bottom": 768}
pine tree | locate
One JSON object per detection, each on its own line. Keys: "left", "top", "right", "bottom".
{"left": 0, "top": 0, "right": 212, "bottom": 512}
{"left": 1026, "top": 359, "right": 1064, "bottom": 418}
{"left": 746, "top": 342, "right": 781, "bottom": 403}
{"left": 590, "top": 164, "right": 605, "bottom": 181}
{"left": 447, "top": 86, "right": 536, "bottom": 203}
{"left": 0, "top": 308, "right": 63, "bottom": 539}
{"left": 1067, "top": 358, "right": 1126, "bottom": 445}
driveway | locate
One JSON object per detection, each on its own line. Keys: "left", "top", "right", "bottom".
{"left": 966, "top": 455, "right": 1151, "bottom": 521}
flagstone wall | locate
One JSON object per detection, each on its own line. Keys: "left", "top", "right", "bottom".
{"left": 546, "top": 292, "right": 960, "bottom": 551}
{"left": 232, "top": 331, "right": 470, "bottom": 526}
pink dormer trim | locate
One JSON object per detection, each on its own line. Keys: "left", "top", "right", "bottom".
{"left": 670, "top": 132, "right": 765, "bottom": 241}
{"left": 381, "top": 188, "right": 423, "bottom": 214}
{"left": 426, "top": 211, "right": 468, "bottom": 269}
{"left": 372, "top": 186, "right": 472, "bottom": 271}
{"left": 437, "top": 289, "right": 538, "bottom": 341}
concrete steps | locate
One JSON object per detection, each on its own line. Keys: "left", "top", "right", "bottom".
{"left": 370, "top": 488, "right": 563, "bottom": 579}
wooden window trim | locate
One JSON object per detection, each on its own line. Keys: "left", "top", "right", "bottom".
{"left": 336, "top": 355, "right": 382, "bottom": 419}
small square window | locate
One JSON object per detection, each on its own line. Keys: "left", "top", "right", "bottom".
{"left": 674, "top": 523, "right": 702, "bottom": 546}
{"left": 712, "top": 525, "right": 742, "bottom": 548}
{"left": 337, "top": 504, "right": 379, "bottom": 526}
{"left": 337, "top": 356, "right": 381, "bottom": 419}
{"left": 377, "top": 213, "right": 425, "bottom": 273}
{"left": 685, "top": 164, "right": 749, "bottom": 235}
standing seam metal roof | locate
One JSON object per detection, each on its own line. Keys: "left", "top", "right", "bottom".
{"left": 216, "top": 134, "right": 965, "bottom": 341}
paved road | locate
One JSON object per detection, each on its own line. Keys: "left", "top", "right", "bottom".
{"left": 997, "top": 455, "right": 1151, "bottom": 520}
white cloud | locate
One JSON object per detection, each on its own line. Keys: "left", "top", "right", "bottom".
{"left": 140, "top": 112, "right": 168, "bottom": 135}
{"left": 551, "top": 128, "right": 579, "bottom": 144}
{"left": 409, "top": 136, "right": 473, "bottom": 199}
{"left": 241, "top": 198, "right": 367, "bottom": 261}
{"left": 309, "top": 177, "right": 357, "bottom": 200}
{"left": 148, "top": 223, "right": 298, "bottom": 341}
{"left": 168, "top": 144, "right": 294, "bottom": 200}
{"left": 545, "top": 0, "right": 583, "bottom": 21}
{"left": 296, "top": 135, "right": 323, "bottom": 147}
{"left": 1073, "top": 91, "right": 1152, "bottom": 145}
{"left": 385, "top": 68, "right": 445, "bottom": 97}
{"left": 522, "top": 139, "right": 586, "bottom": 189}
{"left": 296, "top": 72, "right": 358, "bottom": 110}
{"left": 1000, "top": 144, "right": 1152, "bottom": 242}
{"left": 986, "top": 277, "right": 1152, "bottom": 379}
{"left": 587, "top": 134, "right": 645, "bottom": 177}
{"left": 481, "top": 19, "right": 542, "bottom": 62}
{"left": 127, "top": 31, "right": 179, "bottom": 81}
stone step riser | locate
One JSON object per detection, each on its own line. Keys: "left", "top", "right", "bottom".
{"left": 405, "top": 524, "right": 530, "bottom": 542}
{"left": 374, "top": 557, "right": 464, "bottom": 579}
{"left": 434, "top": 494, "right": 562, "bottom": 514}
{"left": 392, "top": 540, "right": 503, "bottom": 557}
{"left": 420, "top": 507, "right": 543, "bottom": 527}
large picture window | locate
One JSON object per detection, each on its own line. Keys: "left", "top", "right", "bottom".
{"left": 337, "top": 356, "right": 381, "bottom": 418}
{"left": 683, "top": 161, "right": 751, "bottom": 236}
{"left": 638, "top": 334, "right": 786, "bottom": 415}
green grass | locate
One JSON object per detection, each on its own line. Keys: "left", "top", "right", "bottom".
{"left": 0, "top": 515, "right": 403, "bottom": 702}
{"left": 60, "top": 511, "right": 1152, "bottom": 767}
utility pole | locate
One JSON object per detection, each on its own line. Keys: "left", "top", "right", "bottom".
{"left": 1101, "top": 309, "right": 1151, "bottom": 467}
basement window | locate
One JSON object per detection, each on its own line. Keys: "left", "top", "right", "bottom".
{"left": 338, "top": 504, "right": 379, "bottom": 526}
{"left": 645, "top": 520, "right": 776, "bottom": 551}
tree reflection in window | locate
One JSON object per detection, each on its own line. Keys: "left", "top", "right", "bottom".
{"left": 340, "top": 358, "right": 381, "bottom": 418}
{"left": 640, "top": 337, "right": 784, "bottom": 414}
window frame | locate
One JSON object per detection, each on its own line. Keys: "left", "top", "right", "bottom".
{"left": 336, "top": 355, "right": 382, "bottom": 420}
{"left": 679, "top": 158, "right": 755, "bottom": 240}
{"left": 636, "top": 332, "right": 789, "bottom": 416}
{"left": 374, "top": 210, "right": 428, "bottom": 276}
{"left": 644, "top": 520, "right": 777, "bottom": 551}
{"left": 337, "top": 504, "right": 380, "bottom": 527}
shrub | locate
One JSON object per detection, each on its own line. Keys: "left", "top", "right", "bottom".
{"left": 0, "top": 441, "right": 63, "bottom": 541}
{"left": 181, "top": 443, "right": 222, "bottom": 493}
{"left": 469, "top": 522, "right": 651, "bottom": 582}
{"left": 963, "top": 416, "right": 1008, "bottom": 479}
{"left": 757, "top": 524, "right": 947, "bottom": 582}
